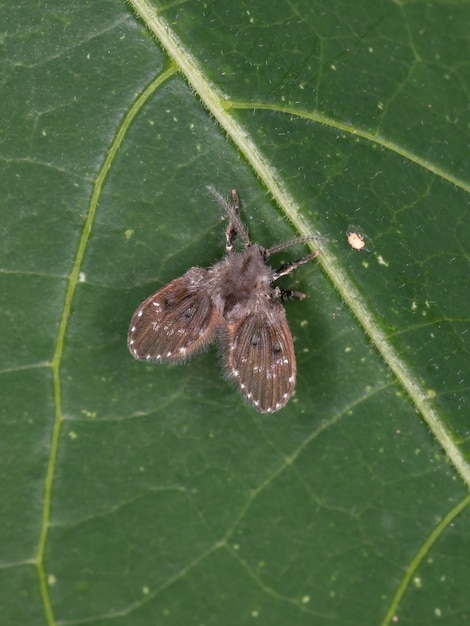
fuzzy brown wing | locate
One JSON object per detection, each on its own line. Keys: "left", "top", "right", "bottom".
{"left": 222, "top": 304, "right": 296, "bottom": 413}
{"left": 128, "top": 270, "right": 221, "bottom": 363}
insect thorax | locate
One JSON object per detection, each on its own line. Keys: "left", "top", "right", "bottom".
{"left": 211, "top": 244, "right": 273, "bottom": 317}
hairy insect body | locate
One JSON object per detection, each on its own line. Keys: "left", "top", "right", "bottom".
{"left": 128, "top": 188, "right": 318, "bottom": 413}
{"left": 214, "top": 245, "right": 272, "bottom": 315}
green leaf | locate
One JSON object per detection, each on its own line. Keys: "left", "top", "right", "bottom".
{"left": 1, "top": 0, "right": 469, "bottom": 625}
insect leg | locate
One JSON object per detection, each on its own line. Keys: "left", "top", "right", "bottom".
{"left": 273, "top": 251, "right": 319, "bottom": 279}
{"left": 225, "top": 189, "right": 240, "bottom": 252}
{"left": 276, "top": 288, "right": 307, "bottom": 301}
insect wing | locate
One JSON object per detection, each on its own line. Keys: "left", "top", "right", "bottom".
{"left": 128, "top": 270, "right": 221, "bottom": 363}
{"left": 224, "top": 305, "right": 296, "bottom": 413}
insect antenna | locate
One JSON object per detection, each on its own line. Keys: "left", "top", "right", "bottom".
{"left": 207, "top": 185, "right": 250, "bottom": 250}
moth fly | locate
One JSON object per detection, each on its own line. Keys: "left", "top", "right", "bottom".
{"left": 128, "top": 187, "right": 319, "bottom": 413}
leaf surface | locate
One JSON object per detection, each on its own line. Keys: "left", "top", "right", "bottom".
{"left": 1, "top": 1, "right": 469, "bottom": 625}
